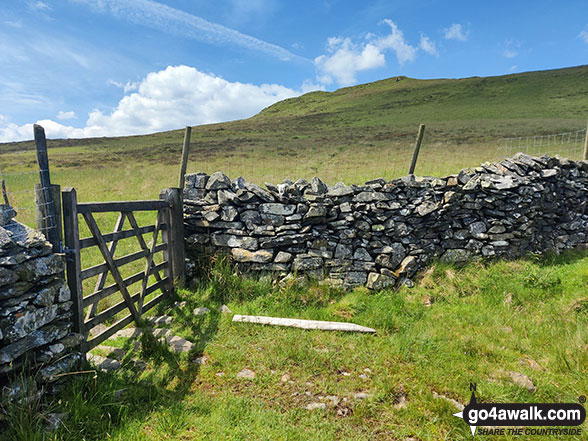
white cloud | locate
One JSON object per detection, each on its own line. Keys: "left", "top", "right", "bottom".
{"left": 444, "top": 23, "right": 468, "bottom": 41}
{"left": 503, "top": 48, "right": 517, "bottom": 58}
{"left": 0, "top": 65, "right": 300, "bottom": 142}
{"left": 73, "top": 0, "right": 304, "bottom": 62}
{"left": 315, "top": 37, "right": 385, "bottom": 86}
{"left": 419, "top": 34, "right": 438, "bottom": 56}
{"left": 579, "top": 27, "right": 588, "bottom": 44}
{"left": 314, "top": 20, "right": 418, "bottom": 86}
{"left": 56, "top": 111, "right": 77, "bottom": 120}
{"left": 376, "top": 19, "right": 418, "bottom": 64}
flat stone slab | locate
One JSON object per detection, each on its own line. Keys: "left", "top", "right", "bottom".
{"left": 165, "top": 335, "right": 195, "bottom": 353}
{"left": 112, "top": 327, "right": 144, "bottom": 339}
{"left": 94, "top": 345, "right": 127, "bottom": 361}
{"left": 109, "top": 327, "right": 193, "bottom": 353}
{"left": 145, "top": 315, "right": 174, "bottom": 326}
{"left": 87, "top": 353, "right": 121, "bottom": 372}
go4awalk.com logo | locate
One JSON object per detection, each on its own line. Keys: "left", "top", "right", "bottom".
{"left": 453, "top": 384, "right": 586, "bottom": 437}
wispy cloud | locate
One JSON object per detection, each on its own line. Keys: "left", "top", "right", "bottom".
{"left": 29, "top": 1, "right": 52, "bottom": 11}
{"left": 579, "top": 26, "right": 588, "bottom": 44}
{"left": 4, "top": 20, "right": 23, "bottom": 28}
{"left": 444, "top": 23, "right": 468, "bottom": 41}
{"left": 108, "top": 79, "right": 139, "bottom": 93}
{"left": 56, "top": 111, "right": 76, "bottom": 120}
{"left": 503, "top": 40, "right": 521, "bottom": 58}
{"left": 73, "top": 0, "right": 305, "bottom": 62}
{"left": 419, "top": 34, "right": 438, "bottom": 56}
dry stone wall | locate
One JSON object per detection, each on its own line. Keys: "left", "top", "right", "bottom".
{"left": 183, "top": 153, "right": 588, "bottom": 290}
{"left": 0, "top": 208, "right": 83, "bottom": 402}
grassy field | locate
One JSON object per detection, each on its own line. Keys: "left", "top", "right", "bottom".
{"left": 3, "top": 251, "right": 588, "bottom": 440}
{"left": 1, "top": 65, "right": 588, "bottom": 440}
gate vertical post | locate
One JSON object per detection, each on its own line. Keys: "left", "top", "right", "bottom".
{"left": 62, "top": 187, "right": 85, "bottom": 343}
{"left": 160, "top": 189, "right": 175, "bottom": 295}
{"left": 169, "top": 188, "right": 185, "bottom": 287}
{"left": 160, "top": 188, "right": 185, "bottom": 289}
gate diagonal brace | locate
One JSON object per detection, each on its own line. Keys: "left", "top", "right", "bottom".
{"left": 82, "top": 212, "right": 142, "bottom": 325}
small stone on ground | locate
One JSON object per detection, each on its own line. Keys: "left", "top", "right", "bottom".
{"left": 507, "top": 371, "right": 536, "bottom": 392}
{"left": 236, "top": 368, "right": 256, "bottom": 380}
{"left": 325, "top": 395, "right": 340, "bottom": 406}
{"left": 220, "top": 304, "right": 232, "bottom": 313}
{"left": 46, "top": 412, "right": 68, "bottom": 432}
{"left": 306, "top": 402, "right": 327, "bottom": 410}
{"left": 194, "top": 307, "right": 210, "bottom": 316}
{"left": 432, "top": 391, "right": 464, "bottom": 410}
{"left": 192, "top": 354, "right": 210, "bottom": 365}
{"left": 87, "top": 354, "right": 121, "bottom": 372}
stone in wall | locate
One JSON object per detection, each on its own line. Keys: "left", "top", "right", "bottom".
{"left": 0, "top": 216, "right": 82, "bottom": 402}
{"left": 183, "top": 153, "right": 588, "bottom": 290}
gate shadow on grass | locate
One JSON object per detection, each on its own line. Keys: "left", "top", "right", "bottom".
{"left": 1, "top": 294, "right": 222, "bottom": 441}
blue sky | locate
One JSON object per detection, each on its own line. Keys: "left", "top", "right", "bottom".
{"left": 1, "top": 0, "right": 588, "bottom": 141}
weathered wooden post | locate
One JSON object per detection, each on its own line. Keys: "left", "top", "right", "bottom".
{"left": 34, "top": 183, "right": 62, "bottom": 248}
{"left": 583, "top": 120, "right": 588, "bottom": 161}
{"left": 1, "top": 180, "right": 8, "bottom": 205}
{"left": 178, "top": 126, "right": 192, "bottom": 189}
{"left": 408, "top": 124, "right": 426, "bottom": 175}
{"left": 34, "top": 124, "right": 61, "bottom": 251}
{"left": 62, "top": 187, "right": 84, "bottom": 340}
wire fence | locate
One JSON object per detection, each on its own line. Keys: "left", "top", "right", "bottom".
{"left": 0, "top": 125, "right": 587, "bottom": 243}
{"left": 498, "top": 128, "right": 587, "bottom": 162}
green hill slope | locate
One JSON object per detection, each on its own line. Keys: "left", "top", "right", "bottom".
{"left": 1, "top": 65, "right": 588, "bottom": 186}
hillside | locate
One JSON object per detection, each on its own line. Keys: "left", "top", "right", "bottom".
{"left": 1, "top": 65, "right": 588, "bottom": 209}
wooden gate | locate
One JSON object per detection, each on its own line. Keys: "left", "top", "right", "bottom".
{"left": 62, "top": 187, "right": 185, "bottom": 352}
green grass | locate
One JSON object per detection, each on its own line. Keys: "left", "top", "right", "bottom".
{"left": 3, "top": 250, "right": 588, "bottom": 440}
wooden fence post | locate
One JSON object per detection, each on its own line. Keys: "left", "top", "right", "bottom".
{"left": 583, "top": 119, "right": 588, "bottom": 161}
{"left": 408, "top": 124, "right": 426, "bottom": 175}
{"left": 34, "top": 183, "right": 62, "bottom": 249}
{"left": 178, "top": 126, "right": 192, "bottom": 189}
{"left": 34, "top": 124, "right": 61, "bottom": 251}
{"left": 62, "top": 187, "right": 85, "bottom": 340}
